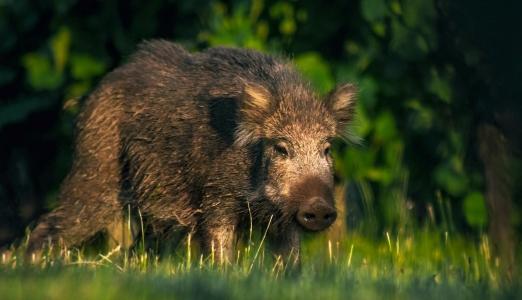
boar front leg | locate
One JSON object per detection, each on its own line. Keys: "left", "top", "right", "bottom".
{"left": 269, "top": 224, "right": 301, "bottom": 266}
{"left": 199, "top": 222, "right": 237, "bottom": 265}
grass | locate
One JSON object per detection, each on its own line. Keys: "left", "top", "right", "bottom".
{"left": 1, "top": 227, "right": 520, "bottom": 300}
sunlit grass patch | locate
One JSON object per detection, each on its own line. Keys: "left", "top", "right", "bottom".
{"left": 1, "top": 227, "right": 519, "bottom": 300}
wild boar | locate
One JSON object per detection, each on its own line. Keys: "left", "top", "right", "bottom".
{"left": 27, "top": 40, "right": 357, "bottom": 263}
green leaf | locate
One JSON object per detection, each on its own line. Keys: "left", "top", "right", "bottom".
{"left": 199, "top": 4, "right": 265, "bottom": 50}
{"left": 463, "top": 192, "right": 487, "bottom": 227}
{"left": 374, "top": 111, "right": 397, "bottom": 143}
{"left": 66, "top": 81, "right": 92, "bottom": 100}
{"left": 50, "top": 26, "right": 71, "bottom": 73}
{"left": 390, "top": 0, "right": 402, "bottom": 14}
{"left": 371, "top": 21, "right": 387, "bottom": 37}
{"left": 361, "top": 0, "right": 388, "bottom": 22}
{"left": 269, "top": 2, "right": 294, "bottom": 19}
{"left": 279, "top": 18, "right": 296, "bottom": 35}
{"left": 335, "top": 147, "right": 376, "bottom": 180}
{"left": 294, "top": 52, "right": 334, "bottom": 93}
{"left": 22, "top": 53, "right": 63, "bottom": 90}
{"left": 402, "top": 0, "right": 437, "bottom": 49}
{"left": 353, "top": 104, "right": 371, "bottom": 137}
{"left": 366, "top": 167, "right": 393, "bottom": 184}
{"left": 70, "top": 54, "right": 106, "bottom": 80}
{"left": 384, "top": 140, "right": 404, "bottom": 169}
{"left": 402, "top": 0, "right": 435, "bottom": 29}
{"left": 359, "top": 76, "right": 379, "bottom": 110}
{"left": 428, "top": 68, "right": 452, "bottom": 103}
{"left": 390, "top": 19, "right": 426, "bottom": 60}
{"left": 405, "top": 99, "right": 434, "bottom": 131}
{"left": 434, "top": 164, "right": 468, "bottom": 197}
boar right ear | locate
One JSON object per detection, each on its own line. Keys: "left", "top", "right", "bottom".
{"left": 235, "top": 83, "right": 272, "bottom": 147}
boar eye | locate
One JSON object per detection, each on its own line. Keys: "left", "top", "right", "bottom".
{"left": 274, "top": 143, "right": 289, "bottom": 157}
{"left": 323, "top": 143, "right": 331, "bottom": 157}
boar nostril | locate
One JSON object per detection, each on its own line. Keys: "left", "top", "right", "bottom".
{"left": 324, "top": 212, "right": 337, "bottom": 223}
{"left": 303, "top": 213, "right": 316, "bottom": 222}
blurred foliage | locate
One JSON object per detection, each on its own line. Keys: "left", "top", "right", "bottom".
{"left": 0, "top": 0, "right": 521, "bottom": 245}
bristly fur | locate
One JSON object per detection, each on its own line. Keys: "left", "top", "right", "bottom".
{"left": 26, "top": 40, "right": 357, "bottom": 262}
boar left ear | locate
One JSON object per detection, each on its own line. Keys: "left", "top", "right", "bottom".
{"left": 325, "top": 83, "right": 357, "bottom": 137}
{"left": 235, "top": 82, "right": 273, "bottom": 147}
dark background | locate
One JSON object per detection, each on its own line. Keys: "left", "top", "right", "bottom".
{"left": 0, "top": 0, "right": 520, "bottom": 265}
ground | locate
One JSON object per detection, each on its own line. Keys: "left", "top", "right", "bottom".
{"left": 1, "top": 229, "right": 519, "bottom": 300}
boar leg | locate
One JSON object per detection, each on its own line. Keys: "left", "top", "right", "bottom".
{"left": 269, "top": 224, "right": 301, "bottom": 266}
{"left": 27, "top": 92, "right": 124, "bottom": 256}
{"left": 26, "top": 169, "right": 123, "bottom": 256}
{"left": 106, "top": 210, "right": 138, "bottom": 251}
{"left": 199, "top": 223, "right": 237, "bottom": 265}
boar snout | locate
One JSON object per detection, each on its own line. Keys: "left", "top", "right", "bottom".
{"left": 290, "top": 177, "right": 337, "bottom": 231}
{"left": 296, "top": 196, "right": 337, "bottom": 231}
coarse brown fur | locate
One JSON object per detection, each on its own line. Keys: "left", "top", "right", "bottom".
{"left": 26, "top": 40, "right": 357, "bottom": 263}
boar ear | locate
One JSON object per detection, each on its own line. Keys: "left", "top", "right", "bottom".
{"left": 235, "top": 83, "right": 273, "bottom": 147}
{"left": 325, "top": 83, "right": 358, "bottom": 140}
{"left": 242, "top": 83, "right": 272, "bottom": 115}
